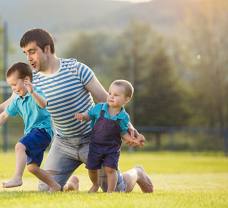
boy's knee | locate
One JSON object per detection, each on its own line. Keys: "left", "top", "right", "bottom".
{"left": 89, "top": 169, "right": 97, "bottom": 174}
{"left": 27, "top": 164, "right": 39, "bottom": 174}
{"left": 15, "top": 143, "right": 25, "bottom": 152}
{"left": 104, "top": 166, "right": 116, "bottom": 174}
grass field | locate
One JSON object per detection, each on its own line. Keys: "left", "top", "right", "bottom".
{"left": 0, "top": 151, "right": 228, "bottom": 208}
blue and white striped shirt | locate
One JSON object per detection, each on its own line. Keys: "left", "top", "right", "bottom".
{"left": 32, "top": 58, "right": 94, "bottom": 138}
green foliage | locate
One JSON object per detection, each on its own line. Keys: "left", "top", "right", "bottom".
{"left": 0, "top": 21, "right": 3, "bottom": 76}
{"left": 114, "top": 22, "right": 190, "bottom": 126}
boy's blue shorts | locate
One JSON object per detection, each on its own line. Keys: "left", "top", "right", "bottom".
{"left": 19, "top": 128, "right": 51, "bottom": 166}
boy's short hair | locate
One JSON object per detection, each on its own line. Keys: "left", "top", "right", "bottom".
{"left": 7, "top": 62, "right": 33, "bottom": 81}
{"left": 111, "top": 80, "right": 134, "bottom": 98}
{"left": 20, "top": 28, "right": 55, "bottom": 54}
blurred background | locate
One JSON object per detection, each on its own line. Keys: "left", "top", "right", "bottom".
{"left": 0, "top": 0, "right": 228, "bottom": 154}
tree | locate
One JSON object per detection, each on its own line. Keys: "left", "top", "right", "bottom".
{"left": 115, "top": 22, "right": 190, "bottom": 126}
{"left": 64, "top": 31, "right": 119, "bottom": 88}
{"left": 183, "top": 0, "right": 228, "bottom": 131}
{"left": 0, "top": 20, "right": 3, "bottom": 79}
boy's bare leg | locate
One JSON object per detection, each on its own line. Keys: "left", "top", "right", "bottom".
{"left": 2, "top": 143, "right": 26, "bottom": 188}
{"left": 27, "top": 163, "right": 61, "bottom": 192}
{"left": 123, "top": 166, "right": 153, "bottom": 193}
{"left": 104, "top": 166, "right": 117, "bottom": 193}
{"left": 88, "top": 169, "right": 99, "bottom": 193}
{"left": 63, "top": 175, "right": 79, "bottom": 192}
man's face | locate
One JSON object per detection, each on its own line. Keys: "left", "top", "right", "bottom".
{"left": 22, "top": 41, "right": 47, "bottom": 72}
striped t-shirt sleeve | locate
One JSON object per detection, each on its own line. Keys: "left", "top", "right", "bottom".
{"left": 75, "top": 62, "right": 94, "bottom": 86}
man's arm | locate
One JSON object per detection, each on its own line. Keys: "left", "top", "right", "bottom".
{"left": 85, "top": 76, "right": 108, "bottom": 103}
{"left": 0, "top": 111, "right": 9, "bottom": 125}
{"left": 0, "top": 94, "right": 14, "bottom": 113}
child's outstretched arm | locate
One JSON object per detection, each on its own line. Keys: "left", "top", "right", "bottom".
{"left": 74, "top": 112, "right": 90, "bottom": 122}
{"left": 122, "top": 133, "right": 144, "bottom": 147}
{"left": 24, "top": 79, "right": 47, "bottom": 108}
{"left": 0, "top": 111, "right": 9, "bottom": 126}
{"left": 0, "top": 94, "right": 15, "bottom": 113}
{"left": 121, "top": 131, "right": 146, "bottom": 147}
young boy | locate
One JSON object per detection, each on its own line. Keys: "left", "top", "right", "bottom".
{"left": 75, "top": 79, "right": 143, "bottom": 193}
{"left": 1, "top": 62, "right": 60, "bottom": 192}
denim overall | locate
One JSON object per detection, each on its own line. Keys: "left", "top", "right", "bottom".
{"left": 86, "top": 110, "right": 122, "bottom": 170}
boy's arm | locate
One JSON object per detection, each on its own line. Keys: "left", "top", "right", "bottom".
{"left": 0, "top": 93, "right": 15, "bottom": 113}
{"left": 24, "top": 79, "right": 47, "bottom": 108}
{"left": 120, "top": 114, "right": 145, "bottom": 147}
{"left": 128, "top": 122, "right": 140, "bottom": 138}
{"left": 31, "top": 91, "right": 47, "bottom": 108}
{"left": 122, "top": 133, "right": 144, "bottom": 147}
{"left": 0, "top": 111, "right": 9, "bottom": 126}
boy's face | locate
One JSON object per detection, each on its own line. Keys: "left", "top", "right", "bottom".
{"left": 6, "top": 72, "right": 27, "bottom": 96}
{"left": 22, "top": 41, "right": 48, "bottom": 72}
{"left": 107, "top": 84, "right": 130, "bottom": 108}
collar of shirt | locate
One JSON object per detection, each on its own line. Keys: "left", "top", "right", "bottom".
{"left": 15, "top": 85, "right": 40, "bottom": 101}
{"left": 102, "top": 103, "right": 126, "bottom": 120}
{"left": 15, "top": 91, "right": 30, "bottom": 101}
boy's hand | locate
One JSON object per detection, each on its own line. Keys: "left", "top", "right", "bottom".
{"left": 74, "top": 113, "right": 84, "bottom": 121}
{"left": 24, "top": 79, "right": 34, "bottom": 94}
{"left": 122, "top": 133, "right": 144, "bottom": 147}
{"left": 123, "top": 133, "right": 145, "bottom": 147}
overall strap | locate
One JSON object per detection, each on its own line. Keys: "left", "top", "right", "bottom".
{"left": 99, "top": 104, "right": 105, "bottom": 117}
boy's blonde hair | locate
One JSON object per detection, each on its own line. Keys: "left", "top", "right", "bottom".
{"left": 111, "top": 80, "right": 134, "bottom": 98}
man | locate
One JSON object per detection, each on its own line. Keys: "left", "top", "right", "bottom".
{"left": 0, "top": 28, "right": 153, "bottom": 193}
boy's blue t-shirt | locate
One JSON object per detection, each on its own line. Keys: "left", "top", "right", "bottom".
{"left": 88, "top": 102, "right": 130, "bottom": 135}
{"left": 5, "top": 87, "right": 53, "bottom": 137}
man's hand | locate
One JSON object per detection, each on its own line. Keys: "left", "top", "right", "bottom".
{"left": 136, "top": 133, "right": 145, "bottom": 147}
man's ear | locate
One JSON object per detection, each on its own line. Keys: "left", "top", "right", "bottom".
{"left": 44, "top": 45, "right": 51, "bottom": 54}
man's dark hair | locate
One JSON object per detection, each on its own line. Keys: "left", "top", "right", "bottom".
{"left": 7, "top": 62, "right": 33, "bottom": 81}
{"left": 20, "top": 28, "right": 55, "bottom": 53}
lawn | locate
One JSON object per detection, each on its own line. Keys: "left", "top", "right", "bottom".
{"left": 0, "top": 151, "right": 228, "bottom": 208}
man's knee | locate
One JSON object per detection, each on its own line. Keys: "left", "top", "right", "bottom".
{"left": 38, "top": 182, "right": 49, "bottom": 192}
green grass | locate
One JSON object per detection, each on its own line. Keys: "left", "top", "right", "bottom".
{"left": 0, "top": 151, "right": 228, "bottom": 208}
